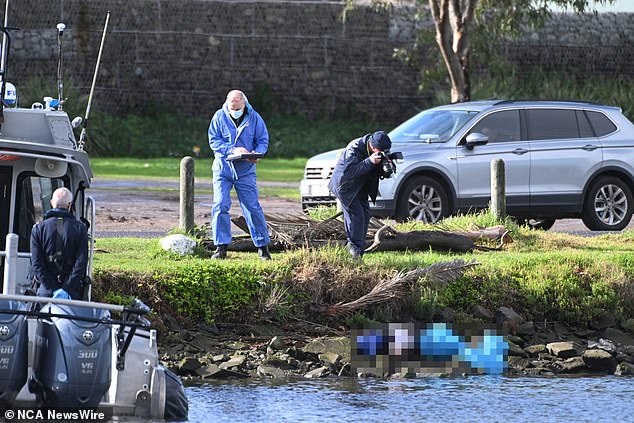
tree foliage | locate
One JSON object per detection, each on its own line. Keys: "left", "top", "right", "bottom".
{"left": 347, "top": 0, "right": 615, "bottom": 103}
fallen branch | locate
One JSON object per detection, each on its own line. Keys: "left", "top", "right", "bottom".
{"left": 365, "top": 225, "right": 474, "bottom": 253}
{"left": 322, "top": 259, "right": 479, "bottom": 316}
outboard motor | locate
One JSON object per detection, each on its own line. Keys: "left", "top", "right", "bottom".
{"left": 30, "top": 304, "right": 111, "bottom": 408}
{"left": 0, "top": 300, "right": 28, "bottom": 407}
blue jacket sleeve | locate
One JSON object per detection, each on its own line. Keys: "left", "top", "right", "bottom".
{"left": 252, "top": 112, "right": 269, "bottom": 155}
{"left": 340, "top": 147, "right": 375, "bottom": 180}
{"left": 208, "top": 111, "right": 233, "bottom": 157}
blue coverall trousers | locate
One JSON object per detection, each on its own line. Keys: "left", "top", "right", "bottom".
{"left": 341, "top": 195, "right": 371, "bottom": 256}
{"left": 212, "top": 162, "right": 270, "bottom": 248}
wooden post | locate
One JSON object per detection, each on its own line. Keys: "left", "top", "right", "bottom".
{"left": 490, "top": 158, "right": 506, "bottom": 220}
{"left": 180, "top": 156, "right": 195, "bottom": 233}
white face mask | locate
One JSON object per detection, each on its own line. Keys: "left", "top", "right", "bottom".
{"left": 230, "top": 109, "right": 244, "bottom": 119}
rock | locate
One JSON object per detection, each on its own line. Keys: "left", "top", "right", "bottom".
{"left": 582, "top": 349, "right": 617, "bottom": 373}
{"left": 621, "top": 318, "right": 634, "bottom": 334}
{"left": 495, "top": 307, "right": 524, "bottom": 330}
{"left": 257, "top": 365, "right": 287, "bottom": 379}
{"left": 508, "top": 356, "right": 532, "bottom": 371}
{"left": 590, "top": 315, "right": 616, "bottom": 331}
{"left": 319, "top": 352, "right": 341, "bottom": 367}
{"left": 524, "top": 367, "right": 556, "bottom": 376}
{"left": 558, "top": 356, "right": 587, "bottom": 373}
{"left": 195, "top": 364, "right": 245, "bottom": 379}
{"left": 303, "top": 337, "right": 351, "bottom": 363}
{"left": 224, "top": 341, "right": 248, "bottom": 350}
{"left": 159, "top": 234, "right": 197, "bottom": 255}
{"left": 508, "top": 335, "right": 525, "bottom": 347}
{"left": 508, "top": 341, "right": 527, "bottom": 358}
{"left": 163, "top": 314, "right": 182, "bottom": 331}
{"left": 587, "top": 338, "right": 617, "bottom": 354}
{"left": 212, "top": 354, "right": 229, "bottom": 363}
{"left": 472, "top": 305, "right": 494, "bottom": 321}
{"left": 517, "top": 321, "right": 536, "bottom": 337}
{"left": 188, "top": 335, "right": 221, "bottom": 353}
{"left": 574, "top": 329, "right": 596, "bottom": 338}
{"left": 546, "top": 342, "right": 577, "bottom": 359}
{"left": 304, "top": 366, "right": 330, "bottom": 378}
{"left": 600, "top": 328, "right": 634, "bottom": 347}
{"left": 178, "top": 357, "right": 203, "bottom": 374}
{"left": 552, "top": 322, "right": 571, "bottom": 337}
{"left": 262, "top": 356, "right": 296, "bottom": 370}
{"left": 525, "top": 344, "right": 547, "bottom": 357}
{"left": 218, "top": 355, "right": 246, "bottom": 370}
{"left": 269, "top": 336, "right": 286, "bottom": 351}
{"left": 615, "top": 362, "right": 634, "bottom": 376}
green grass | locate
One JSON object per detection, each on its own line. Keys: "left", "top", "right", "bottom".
{"left": 93, "top": 210, "right": 634, "bottom": 325}
{"left": 91, "top": 157, "right": 305, "bottom": 183}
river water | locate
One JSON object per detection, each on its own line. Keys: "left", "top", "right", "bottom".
{"left": 183, "top": 376, "right": 633, "bottom": 422}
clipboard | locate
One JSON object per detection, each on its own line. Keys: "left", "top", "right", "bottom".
{"left": 226, "top": 152, "right": 264, "bottom": 161}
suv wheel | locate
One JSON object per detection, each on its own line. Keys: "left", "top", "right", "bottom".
{"left": 582, "top": 176, "right": 633, "bottom": 231}
{"left": 395, "top": 176, "right": 449, "bottom": 223}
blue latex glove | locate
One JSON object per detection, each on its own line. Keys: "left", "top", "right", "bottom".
{"left": 52, "top": 288, "right": 71, "bottom": 300}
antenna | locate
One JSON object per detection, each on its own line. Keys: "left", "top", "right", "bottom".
{"left": 56, "top": 22, "right": 65, "bottom": 110}
{"left": 0, "top": 0, "right": 9, "bottom": 75}
{"left": 0, "top": 0, "right": 10, "bottom": 124}
{"left": 78, "top": 11, "right": 110, "bottom": 151}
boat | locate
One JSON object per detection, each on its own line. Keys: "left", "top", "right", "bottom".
{"left": 0, "top": 9, "right": 188, "bottom": 421}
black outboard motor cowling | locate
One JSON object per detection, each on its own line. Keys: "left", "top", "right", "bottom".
{"left": 31, "top": 304, "right": 111, "bottom": 408}
{"left": 0, "top": 300, "right": 28, "bottom": 407}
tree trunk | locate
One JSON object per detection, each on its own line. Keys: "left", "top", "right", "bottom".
{"left": 429, "top": 0, "right": 477, "bottom": 103}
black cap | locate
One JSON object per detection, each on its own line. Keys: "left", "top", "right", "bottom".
{"left": 369, "top": 131, "right": 392, "bottom": 151}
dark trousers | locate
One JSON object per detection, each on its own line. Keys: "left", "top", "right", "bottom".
{"left": 341, "top": 195, "right": 371, "bottom": 256}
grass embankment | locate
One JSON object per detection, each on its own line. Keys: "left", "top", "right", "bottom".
{"left": 92, "top": 212, "right": 634, "bottom": 329}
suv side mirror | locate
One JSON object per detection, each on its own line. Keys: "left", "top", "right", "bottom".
{"left": 464, "top": 132, "right": 489, "bottom": 149}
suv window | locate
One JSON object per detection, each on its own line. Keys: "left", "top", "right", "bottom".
{"left": 576, "top": 110, "right": 594, "bottom": 138}
{"left": 469, "top": 110, "right": 520, "bottom": 143}
{"left": 586, "top": 111, "right": 617, "bottom": 136}
{"left": 390, "top": 109, "right": 478, "bottom": 143}
{"left": 526, "top": 109, "right": 579, "bottom": 140}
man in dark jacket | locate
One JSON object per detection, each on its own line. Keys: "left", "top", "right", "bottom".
{"left": 328, "top": 131, "right": 392, "bottom": 259}
{"left": 30, "top": 187, "right": 88, "bottom": 300}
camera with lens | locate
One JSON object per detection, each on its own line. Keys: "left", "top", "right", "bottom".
{"left": 378, "top": 151, "right": 403, "bottom": 179}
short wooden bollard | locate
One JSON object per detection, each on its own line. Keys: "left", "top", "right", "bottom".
{"left": 180, "top": 156, "right": 195, "bottom": 233}
{"left": 490, "top": 158, "right": 506, "bottom": 220}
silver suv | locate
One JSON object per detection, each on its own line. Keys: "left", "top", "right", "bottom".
{"left": 300, "top": 100, "right": 634, "bottom": 230}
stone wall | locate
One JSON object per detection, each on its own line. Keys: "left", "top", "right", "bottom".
{"left": 5, "top": 1, "right": 634, "bottom": 123}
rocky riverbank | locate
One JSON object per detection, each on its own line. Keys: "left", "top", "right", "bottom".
{"left": 158, "top": 306, "right": 634, "bottom": 380}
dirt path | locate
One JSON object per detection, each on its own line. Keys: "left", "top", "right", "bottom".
{"left": 90, "top": 178, "right": 303, "bottom": 238}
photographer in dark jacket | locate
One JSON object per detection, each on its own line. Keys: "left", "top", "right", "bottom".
{"left": 30, "top": 187, "right": 88, "bottom": 300}
{"left": 328, "top": 131, "right": 392, "bottom": 259}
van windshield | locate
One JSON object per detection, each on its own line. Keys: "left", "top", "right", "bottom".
{"left": 389, "top": 109, "right": 478, "bottom": 143}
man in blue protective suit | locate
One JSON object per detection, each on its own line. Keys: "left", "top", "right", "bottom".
{"left": 328, "top": 131, "right": 392, "bottom": 260}
{"left": 30, "top": 187, "right": 88, "bottom": 300}
{"left": 208, "top": 89, "right": 271, "bottom": 260}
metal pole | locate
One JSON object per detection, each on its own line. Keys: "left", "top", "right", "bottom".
{"left": 490, "top": 158, "right": 506, "bottom": 220}
{"left": 179, "top": 156, "right": 195, "bottom": 233}
{"left": 0, "top": 0, "right": 9, "bottom": 76}
{"left": 2, "top": 233, "right": 18, "bottom": 294}
{"left": 56, "top": 22, "right": 65, "bottom": 109}
{"left": 78, "top": 11, "right": 110, "bottom": 150}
